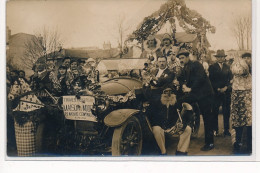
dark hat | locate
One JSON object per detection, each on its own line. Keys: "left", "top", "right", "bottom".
{"left": 58, "top": 65, "right": 67, "bottom": 70}
{"left": 62, "top": 57, "right": 71, "bottom": 62}
{"left": 163, "top": 88, "right": 173, "bottom": 92}
{"left": 78, "top": 59, "right": 85, "bottom": 63}
{"left": 70, "top": 59, "right": 78, "bottom": 64}
{"left": 162, "top": 33, "right": 172, "bottom": 41}
{"left": 242, "top": 52, "right": 251, "bottom": 58}
{"left": 163, "top": 88, "right": 174, "bottom": 94}
{"left": 176, "top": 49, "right": 190, "bottom": 58}
{"left": 214, "top": 49, "right": 227, "bottom": 57}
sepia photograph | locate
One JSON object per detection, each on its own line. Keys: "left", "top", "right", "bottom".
{"left": 4, "top": 0, "right": 255, "bottom": 160}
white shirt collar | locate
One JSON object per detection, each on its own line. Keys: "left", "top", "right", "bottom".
{"left": 156, "top": 67, "right": 167, "bottom": 77}
{"left": 218, "top": 62, "right": 223, "bottom": 69}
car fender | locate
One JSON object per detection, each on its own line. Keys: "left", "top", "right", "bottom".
{"left": 104, "top": 109, "right": 140, "bottom": 127}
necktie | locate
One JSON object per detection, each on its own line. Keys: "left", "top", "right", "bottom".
{"left": 219, "top": 63, "right": 223, "bottom": 70}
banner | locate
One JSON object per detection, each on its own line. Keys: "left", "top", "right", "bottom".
{"left": 62, "top": 96, "right": 97, "bottom": 122}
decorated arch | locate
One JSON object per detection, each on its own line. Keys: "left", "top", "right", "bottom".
{"left": 126, "top": 0, "right": 216, "bottom": 58}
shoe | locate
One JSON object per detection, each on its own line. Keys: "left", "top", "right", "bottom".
{"left": 233, "top": 142, "right": 242, "bottom": 154}
{"left": 200, "top": 144, "right": 214, "bottom": 151}
{"left": 175, "top": 150, "right": 188, "bottom": 156}
{"left": 159, "top": 153, "right": 167, "bottom": 156}
{"left": 223, "top": 131, "right": 231, "bottom": 136}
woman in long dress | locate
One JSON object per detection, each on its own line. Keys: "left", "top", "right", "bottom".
{"left": 230, "top": 52, "right": 252, "bottom": 154}
{"left": 8, "top": 70, "right": 45, "bottom": 156}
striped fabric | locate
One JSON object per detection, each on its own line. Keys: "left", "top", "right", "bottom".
{"left": 14, "top": 121, "right": 37, "bottom": 156}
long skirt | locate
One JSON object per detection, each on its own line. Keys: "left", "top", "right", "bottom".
{"left": 230, "top": 90, "right": 252, "bottom": 128}
{"left": 14, "top": 121, "right": 37, "bottom": 156}
{"left": 13, "top": 109, "right": 45, "bottom": 156}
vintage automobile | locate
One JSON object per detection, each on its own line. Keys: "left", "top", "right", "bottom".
{"left": 58, "top": 77, "right": 200, "bottom": 156}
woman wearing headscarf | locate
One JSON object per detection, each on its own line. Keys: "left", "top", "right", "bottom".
{"left": 230, "top": 52, "right": 252, "bottom": 154}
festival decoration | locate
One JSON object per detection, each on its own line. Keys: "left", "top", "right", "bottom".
{"left": 107, "top": 90, "right": 136, "bottom": 104}
{"left": 127, "top": 0, "right": 215, "bottom": 57}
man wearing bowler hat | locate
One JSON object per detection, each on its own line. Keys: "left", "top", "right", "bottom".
{"left": 176, "top": 49, "right": 215, "bottom": 151}
{"left": 209, "top": 50, "right": 233, "bottom": 137}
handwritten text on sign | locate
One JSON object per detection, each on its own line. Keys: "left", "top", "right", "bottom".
{"left": 62, "top": 96, "right": 97, "bottom": 122}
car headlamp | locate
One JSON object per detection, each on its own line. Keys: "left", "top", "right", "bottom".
{"left": 97, "top": 100, "right": 109, "bottom": 112}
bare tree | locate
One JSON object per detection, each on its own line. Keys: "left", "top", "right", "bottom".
{"left": 244, "top": 16, "right": 252, "bottom": 50}
{"left": 22, "top": 26, "right": 63, "bottom": 69}
{"left": 231, "top": 15, "right": 251, "bottom": 50}
{"left": 115, "top": 14, "right": 131, "bottom": 58}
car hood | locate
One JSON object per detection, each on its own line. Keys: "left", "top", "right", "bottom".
{"left": 100, "top": 77, "right": 142, "bottom": 95}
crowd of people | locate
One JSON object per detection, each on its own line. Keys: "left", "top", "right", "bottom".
{"left": 139, "top": 33, "right": 252, "bottom": 155}
{"left": 6, "top": 57, "right": 100, "bottom": 156}
{"left": 6, "top": 33, "right": 252, "bottom": 156}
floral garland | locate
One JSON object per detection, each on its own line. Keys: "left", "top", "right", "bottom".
{"left": 129, "top": 0, "right": 215, "bottom": 56}
{"left": 13, "top": 108, "right": 46, "bottom": 126}
{"left": 107, "top": 90, "right": 136, "bottom": 104}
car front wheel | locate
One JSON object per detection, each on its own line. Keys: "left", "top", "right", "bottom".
{"left": 111, "top": 116, "right": 142, "bottom": 156}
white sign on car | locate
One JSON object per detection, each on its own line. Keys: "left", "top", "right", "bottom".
{"left": 62, "top": 96, "right": 97, "bottom": 122}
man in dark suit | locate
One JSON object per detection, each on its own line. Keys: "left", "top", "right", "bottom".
{"left": 209, "top": 50, "right": 233, "bottom": 136}
{"left": 177, "top": 49, "right": 215, "bottom": 151}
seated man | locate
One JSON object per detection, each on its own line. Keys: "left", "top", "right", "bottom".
{"left": 147, "top": 88, "right": 193, "bottom": 155}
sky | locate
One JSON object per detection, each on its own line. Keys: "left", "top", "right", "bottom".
{"left": 6, "top": 0, "right": 252, "bottom": 50}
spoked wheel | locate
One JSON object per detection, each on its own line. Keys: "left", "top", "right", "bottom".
{"left": 191, "top": 103, "right": 200, "bottom": 138}
{"left": 112, "top": 116, "right": 142, "bottom": 156}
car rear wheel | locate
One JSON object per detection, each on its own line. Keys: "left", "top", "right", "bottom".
{"left": 111, "top": 116, "right": 142, "bottom": 156}
{"left": 191, "top": 103, "right": 200, "bottom": 138}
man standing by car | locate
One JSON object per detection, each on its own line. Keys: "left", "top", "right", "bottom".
{"left": 177, "top": 49, "right": 215, "bottom": 151}
{"left": 209, "top": 50, "right": 233, "bottom": 137}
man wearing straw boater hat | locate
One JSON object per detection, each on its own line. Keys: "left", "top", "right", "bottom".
{"left": 209, "top": 50, "right": 233, "bottom": 137}
{"left": 176, "top": 49, "right": 215, "bottom": 151}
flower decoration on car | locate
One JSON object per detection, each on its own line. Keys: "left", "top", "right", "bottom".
{"left": 107, "top": 90, "right": 136, "bottom": 104}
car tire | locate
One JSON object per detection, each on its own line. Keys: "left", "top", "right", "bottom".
{"left": 191, "top": 103, "right": 200, "bottom": 138}
{"left": 111, "top": 116, "right": 143, "bottom": 156}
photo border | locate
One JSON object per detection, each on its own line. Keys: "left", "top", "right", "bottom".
{"left": 1, "top": 0, "right": 259, "bottom": 169}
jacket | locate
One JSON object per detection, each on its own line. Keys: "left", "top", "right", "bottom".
{"left": 178, "top": 60, "right": 214, "bottom": 100}
{"left": 209, "top": 62, "right": 233, "bottom": 94}
{"left": 150, "top": 68, "right": 175, "bottom": 89}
